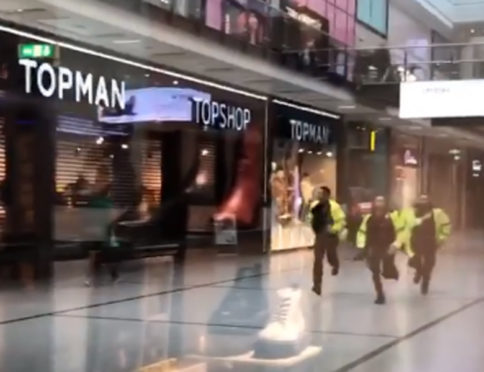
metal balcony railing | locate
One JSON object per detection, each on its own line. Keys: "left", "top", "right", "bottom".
{"left": 346, "top": 42, "right": 484, "bottom": 86}
{"left": 97, "top": 0, "right": 353, "bottom": 83}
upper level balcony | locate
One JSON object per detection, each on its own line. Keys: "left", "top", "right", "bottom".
{"left": 0, "top": 0, "right": 358, "bottom": 112}
{"left": 346, "top": 42, "right": 484, "bottom": 110}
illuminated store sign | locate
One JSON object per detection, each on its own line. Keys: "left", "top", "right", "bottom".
{"left": 19, "top": 59, "right": 126, "bottom": 109}
{"left": 193, "top": 98, "right": 251, "bottom": 131}
{"left": 400, "top": 80, "right": 484, "bottom": 119}
{"left": 290, "top": 119, "right": 330, "bottom": 144}
{"left": 18, "top": 43, "right": 56, "bottom": 59}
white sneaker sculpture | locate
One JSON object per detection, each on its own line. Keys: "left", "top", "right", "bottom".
{"left": 254, "top": 287, "right": 309, "bottom": 359}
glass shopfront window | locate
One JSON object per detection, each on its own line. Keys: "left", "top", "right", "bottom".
{"left": 357, "top": 0, "right": 388, "bottom": 36}
{"left": 282, "top": 0, "right": 356, "bottom": 46}
{"left": 0, "top": 25, "right": 266, "bottom": 261}
{"left": 270, "top": 101, "right": 338, "bottom": 251}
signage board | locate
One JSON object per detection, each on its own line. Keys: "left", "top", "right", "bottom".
{"left": 18, "top": 43, "right": 56, "bottom": 59}
{"left": 19, "top": 59, "right": 126, "bottom": 109}
{"left": 400, "top": 80, "right": 484, "bottom": 119}
{"left": 275, "top": 102, "right": 336, "bottom": 146}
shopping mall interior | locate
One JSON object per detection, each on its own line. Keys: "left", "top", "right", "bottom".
{"left": 1, "top": 0, "right": 484, "bottom": 371}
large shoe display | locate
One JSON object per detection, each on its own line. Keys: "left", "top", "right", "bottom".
{"left": 205, "top": 264, "right": 269, "bottom": 357}
{"left": 213, "top": 123, "right": 262, "bottom": 226}
{"left": 253, "top": 287, "right": 309, "bottom": 359}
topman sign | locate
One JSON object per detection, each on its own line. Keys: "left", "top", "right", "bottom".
{"left": 19, "top": 59, "right": 126, "bottom": 109}
{"left": 290, "top": 119, "right": 330, "bottom": 144}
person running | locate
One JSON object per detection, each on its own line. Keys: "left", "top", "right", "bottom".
{"left": 407, "top": 195, "right": 451, "bottom": 295}
{"left": 357, "top": 196, "right": 401, "bottom": 305}
{"left": 310, "top": 186, "right": 346, "bottom": 296}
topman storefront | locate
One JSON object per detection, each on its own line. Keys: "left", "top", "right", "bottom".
{"left": 0, "top": 22, "right": 269, "bottom": 277}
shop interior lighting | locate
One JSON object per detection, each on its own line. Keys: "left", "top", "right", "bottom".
{"left": 96, "top": 136, "right": 104, "bottom": 145}
{"left": 307, "top": 151, "right": 313, "bottom": 154}
{"left": 298, "top": 148, "right": 305, "bottom": 153}
{"left": 449, "top": 149, "right": 461, "bottom": 155}
{"left": 109, "top": 154, "right": 114, "bottom": 159}
{"left": 0, "top": 24, "right": 267, "bottom": 101}
{"left": 317, "top": 151, "right": 323, "bottom": 155}
{"left": 454, "top": 155, "right": 461, "bottom": 161}
{"left": 326, "top": 151, "right": 333, "bottom": 157}
{"left": 471, "top": 28, "right": 476, "bottom": 34}
{"left": 173, "top": 80, "right": 179, "bottom": 85}
{"left": 201, "top": 148, "right": 210, "bottom": 156}
{"left": 121, "top": 143, "right": 129, "bottom": 150}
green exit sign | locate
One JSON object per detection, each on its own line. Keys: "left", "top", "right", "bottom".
{"left": 18, "top": 43, "right": 56, "bottom": 59}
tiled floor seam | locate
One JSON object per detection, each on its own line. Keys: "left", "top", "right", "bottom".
{"left": 0, "top": 264, "right": 309, "bottom": 325}
{"left": 331, "top": 296, "right": 484, "bottom": 372}
{"left": 55, "top": 313, "right": 399, "bottom": 339}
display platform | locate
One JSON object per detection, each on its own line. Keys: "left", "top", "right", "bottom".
{"left": 190, "top": 346, "right": 322, "bottom": 372}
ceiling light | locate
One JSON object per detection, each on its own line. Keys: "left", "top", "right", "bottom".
{"left": 112, "top": 39, "right": 141, "bottom": 44}
{"left": 121, "top": 143, "right": 129, "bottom": 150}
{"left": 201, "top": 148, "right": 209, "bottom": 156}
{"left": 298, "top": 148, "right": 305, "bottom": 153}
{"left": 317, "top": 151, "right": 323, "bottom": 155}
{"left": 307, "top": 151, "right": 313, "bottom": 154}
{"left": 173, "top": 80, "right": 179, "bottom": 85}
{"left": 449, "top": 148, "right": 460, "bottom": 155}
{"left": 326, "top": 151, "right": 334, "bottom": 158}
{"left": 96, "top": 136, "right": 104, "bottom": 145}
{"left": 470, "top": 28, "right": 475, "bottom": 34}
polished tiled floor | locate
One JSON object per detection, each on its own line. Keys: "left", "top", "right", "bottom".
{"left": 1, "top": 234, "right": 484, "bottom": 372}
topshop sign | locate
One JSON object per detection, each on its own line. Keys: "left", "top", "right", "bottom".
{"left": 19, "top": 59, "right": 126, "bottom": 109}
{"left": 193, "top": 97, "right": 251, "bottom": 131}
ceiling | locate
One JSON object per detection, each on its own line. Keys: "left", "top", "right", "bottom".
{"left": 414, "top": 0, "right": 484, "bottom": 23}
{"left": 1, "top": 0, "right": 484, "bottom": 147}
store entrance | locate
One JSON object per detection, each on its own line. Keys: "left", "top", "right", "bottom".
{"left": 0, "top": 97, "right": 56, "bottom": 280}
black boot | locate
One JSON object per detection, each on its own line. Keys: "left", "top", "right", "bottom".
{"left": 374, "top": 293, "right": 386, "bottom": 305}
{"left": 373, "top": 275, "right": 385, "bottom": 304}
{"left": 421, "top": 279, "right": 429, "bottom": 296}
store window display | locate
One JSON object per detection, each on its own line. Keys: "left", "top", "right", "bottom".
{"left": 0, "top": 26, "right": 266, "bottom": 255}
{"left": 270, "top": 101, "right": 338, "bottom": 251}
{"left": 223, "top": 0, "right": 267, "bottom": 45}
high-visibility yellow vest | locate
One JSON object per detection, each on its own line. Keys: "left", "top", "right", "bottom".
{"left": 356, "top": 213, "right": 403, "bottom": 251}
{"left": 308, "top": 199, "right": 347, "bottom": 241}
{"left": 404, "top": 208, "right": 451, "bottom": 256}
